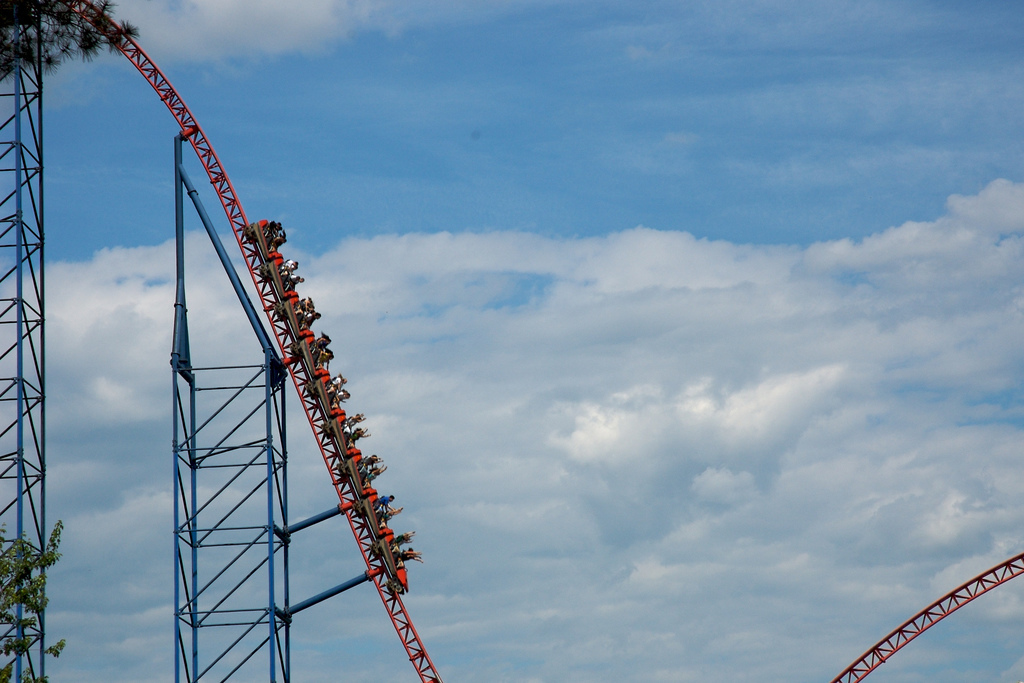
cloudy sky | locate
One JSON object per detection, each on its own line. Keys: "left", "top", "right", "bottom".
{"left": 29, "top": 0, "right": 1024, "bottom": 681}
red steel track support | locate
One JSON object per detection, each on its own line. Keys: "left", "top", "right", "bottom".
{"left": 831, "top": 550, "right": 1024, "bottom": 683}
{"left": 61, "top": 3, "right": 442, "bottom": 680}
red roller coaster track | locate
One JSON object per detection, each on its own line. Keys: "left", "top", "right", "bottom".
{"left": 62, "top": 2, "right": 442, "bottom": 681}
{"left": 831, "top": 550, "right": 1024, "bottom": 683}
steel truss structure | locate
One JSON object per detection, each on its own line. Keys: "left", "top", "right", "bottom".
{"left": 171, "top": 136, "right": 379, "bottom": 682}
{"left": 172, "top": 133, "right": 292, "bottom": 681}
{"left": 830, "top": 550, "right": 1024, "bottom": 683}
{"left": 0, "top": 7, "right": 48, "bottom": 681}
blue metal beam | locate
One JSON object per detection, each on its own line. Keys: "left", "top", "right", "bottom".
{"left": 172, "top": 134, "right": 192, "bottom": 378}
{"left": 176, "top": 157, "right": 277, "bottom": 359}
{"left": 274, "top": 504, "right": 344, "bottom": 541}
{"left": 278, "top": 572, "right": 372, "bottom": 621}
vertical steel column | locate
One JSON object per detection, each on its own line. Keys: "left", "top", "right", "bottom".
{"left": 13, "top": 13, "right": 23, "bottom": 682}
{"left": 0, "top": 4, "right": 47, "bottom": 680}
{"left": 279, "top": 385, "right": 289, "bottom": 678}
{"left": 172, "top": 131, "right": 189, "bottom": 683}
{"left": 265, "top": 345, "right": 276, "bottom": 683}
{"left": 172, "top": 135, "right": 289, "bottom": 682}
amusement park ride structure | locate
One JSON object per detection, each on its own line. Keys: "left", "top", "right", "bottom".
{"left": 0, "top": 7, "right": 45, "bottom": 680}
{"left": 2, "top": 1, "right": 441, "bottom": 681}
{"left": 0, "top": 0, "right": 1022, "bottom": 681}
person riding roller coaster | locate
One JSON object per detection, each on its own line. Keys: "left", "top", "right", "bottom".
{"left": 263, "top": 220, "right": 286, "bottom": 250}
{"left": 389, "top": 536, "right": 415, "bottom": 560}
{"left": 313, "top": 333, "right": 331, "bottom": 351}
{"left": 293, "top": 297, "right": 321, "bottom": 330}
{"left": 312, "top": 334, "right": 333, "bottom": 370}
{"left": 380, "top": 506, "right": 403, "bottom": 525}
{"left": 325, "top": 374, "right": 348, "bottom": 402}
{"left": 329, "top": 390, "right": 350, "bottom": 411}
{"left": 395, "top": 549, "right": 423, "bottom": 571}
{"left": 245, "top": 219, "right": 286, "bottom": 252}
{"left": 362, "top": 464, "right": 387, "bottom": 485}
{"left": 347, "top": 426, "right": 370, "bottom": 442}
{"left": 280, "top": 260, "right": 304, "bottom": 291}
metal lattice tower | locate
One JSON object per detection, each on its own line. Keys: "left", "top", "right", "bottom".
{"left": 0, "top": 6, "right": 48, "bottom": 680}
{"left": 172, "top": 135, "right": 291, "bottom": 682}
{"left": 168, "top": 133, "right": 391, "bottom": 682}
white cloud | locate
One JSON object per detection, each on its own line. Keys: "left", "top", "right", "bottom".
{"left": 691, "top": 467, "right": 756, "bottom": 505}
{"left": 39, "top": 178, "right": 1024, "bottom": 681}
{"left": 681, "top": 365, "right": 847, "bottom": 446}
{"left": 110, "top": 0, "right": 569, "bottom": 61}
{"left": 114, "top": 0, "right": 376, "bottom": 60}
{"left": 946, "top": 178, "right": 1024, "bottom": 236}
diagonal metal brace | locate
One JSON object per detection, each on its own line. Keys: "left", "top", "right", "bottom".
{"left": 176, "top": 149, "right": 279, "bottom": 361}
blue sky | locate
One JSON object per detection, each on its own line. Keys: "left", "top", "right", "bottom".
{"left": 28, "top": 1, "right": 1024, "bottom": 681}
{"left": 46, "top": 0, "right": 1024, "bottom": 256}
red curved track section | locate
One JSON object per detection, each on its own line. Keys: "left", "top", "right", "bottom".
{"left": 62, "top": 3, "right": 442, "bottom": 681}
{"left": 831, "top": 550, "right": 1024, "bottom": 683}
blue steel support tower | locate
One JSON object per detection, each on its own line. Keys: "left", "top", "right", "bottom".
{"left": 0, "top": 6, "right": 48, "bottom": 681}
{"left": 171, "top": 134, "right": 291, "bottom": 682}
